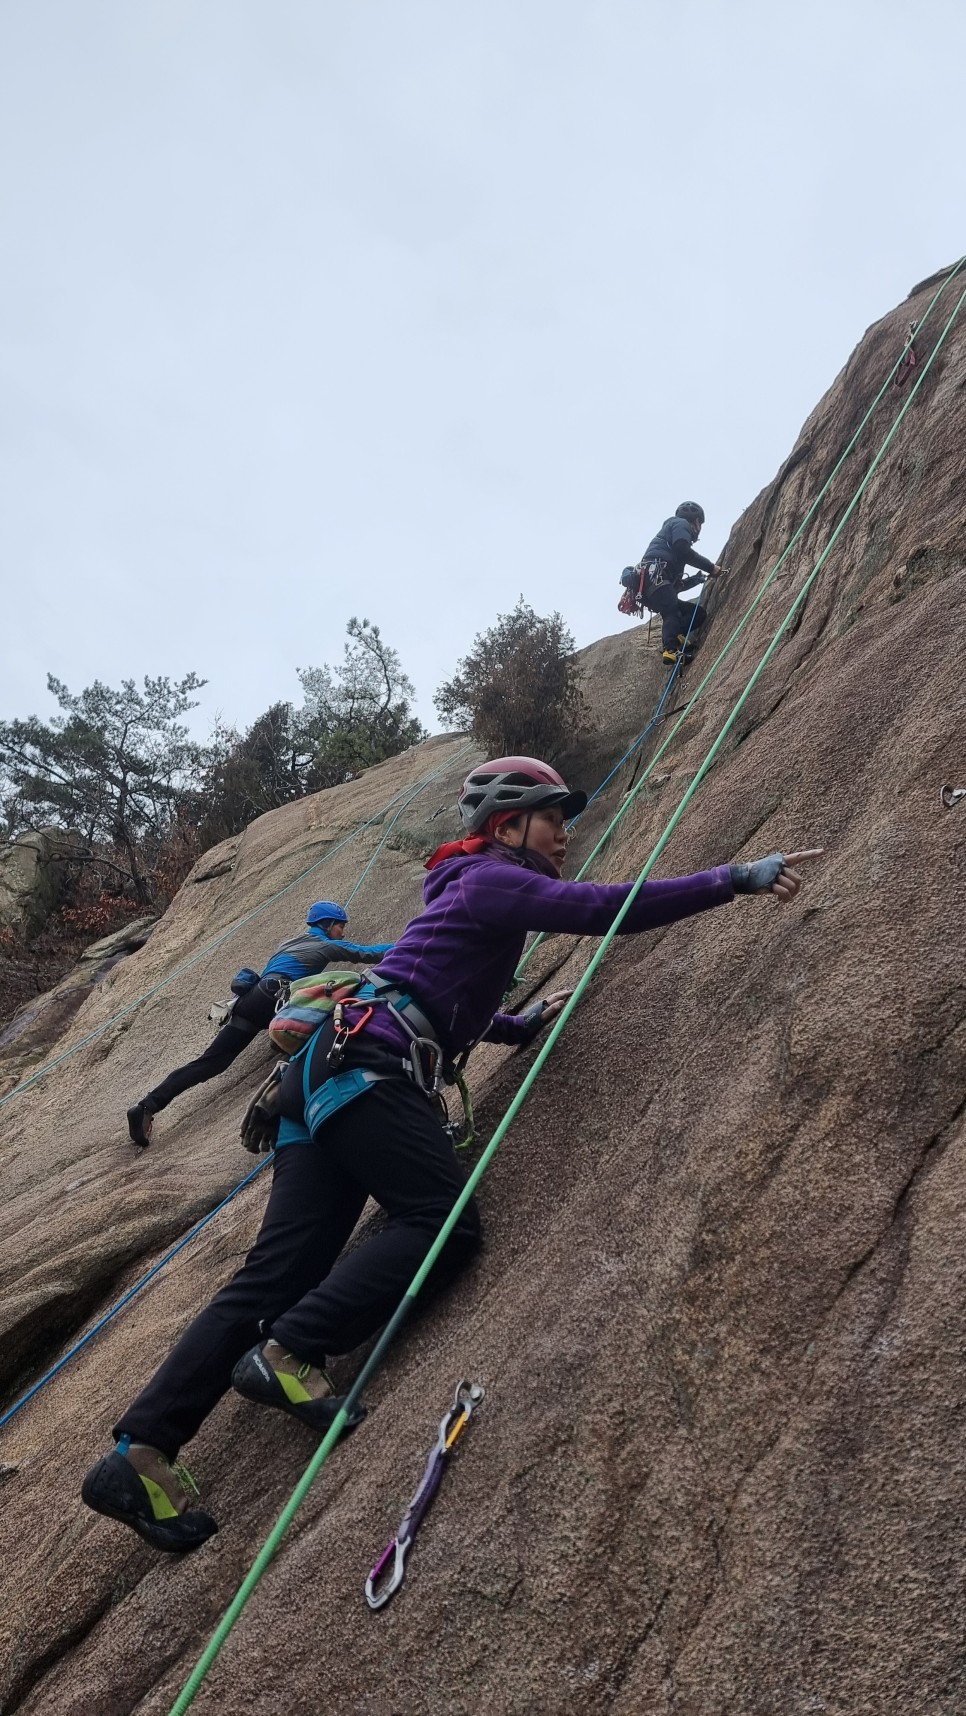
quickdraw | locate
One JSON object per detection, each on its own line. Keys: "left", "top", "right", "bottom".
{"left": 365, "top": 1380, "right": 485, "bottom": 1610}
{"left": 939, "top": 784, "right": 966, "bottom": 810}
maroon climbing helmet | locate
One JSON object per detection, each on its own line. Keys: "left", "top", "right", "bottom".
{"left": 457, "top": 756, "right": 587, "bottom": 835}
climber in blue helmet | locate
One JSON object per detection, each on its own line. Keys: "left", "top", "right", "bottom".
{"left": 125, "top": 901, "right": 393, "bottom": 1148}
{"left": 635, "top": 502, "right": 724, "bottom": 664}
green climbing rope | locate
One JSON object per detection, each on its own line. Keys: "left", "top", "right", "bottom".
{"left": 167, "top": 274, "right": 966, "bottom": 1714}
{"left": 515, "top": 252, "right": 966, "bottom": 980}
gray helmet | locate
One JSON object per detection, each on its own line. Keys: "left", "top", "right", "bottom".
{"left": 675, "top": 501, "right": 705, "bottom": 526}
{"left": 458, "top": 756, "right": 587, "bottom": 835}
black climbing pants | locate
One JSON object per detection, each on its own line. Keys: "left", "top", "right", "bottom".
{"left": 146, "top": 981, "right": 280, "bottom": 1111}
{"left": 114, "top": 1079, "right": 481, "bottom": 1458}
{"left": 646, "top": 582, "right": 708, "bottom": 652}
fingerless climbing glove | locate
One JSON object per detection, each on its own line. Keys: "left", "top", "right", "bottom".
{"left": 730, "top": 853, "right": 785, "bottom": 894}
{"left": 517, "top": 1000, "right": 548, "bottom": 1047}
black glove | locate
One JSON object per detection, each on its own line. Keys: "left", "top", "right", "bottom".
{"left": 730, "top": 853, "right": 785, "bottom": 894}
{"left": 240, "top": 1065, "right": 284, "bottom": 1153}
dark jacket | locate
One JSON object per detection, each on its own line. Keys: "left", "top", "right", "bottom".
{"left": 363, "top": 841, "right": 734, "bottom": 1060}
{"left": 642, "top": 516, "right": 715, "bottom": 590}
{"left": 261, "top": 926, "right": 394, "bottom": 983}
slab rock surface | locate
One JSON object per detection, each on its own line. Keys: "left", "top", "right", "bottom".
{"left": 0, "top": 266, "right": 965, "bottom": 1716}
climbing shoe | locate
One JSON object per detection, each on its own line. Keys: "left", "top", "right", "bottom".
{"left": 662, "top": 647, "right": 693, "bottom": 666}
{"left": 81, "top": 1445, "right": 217, "bottom": 1553}
{"left": 231, "top": 1344, "right": 367, "bottom": 1433}
{"left": 126, "top": 1099, "right": 156, "bottom": 1148}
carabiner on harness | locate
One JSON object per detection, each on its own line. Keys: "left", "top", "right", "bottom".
{"left": 407, "top": 1035, "right": 443, "bottom": 1097}
{"left": 365, "top": 1379, "right": 485, "bottom": 1611}
{"left": 327, "top": 1001, "right": 374, "bottom": 1072}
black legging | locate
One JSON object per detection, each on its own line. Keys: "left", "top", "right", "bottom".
{"left": 114, "top": 1079, "right": 481, "bottom": 1458}
{"left": 647, "top": 584, "right": 708, "bottom": 652}
{"left": 146, "top": 981, "right": 280, "bottom": 1111}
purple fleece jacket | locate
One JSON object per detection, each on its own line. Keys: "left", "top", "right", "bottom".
{"left": 362, "top": 841, "right": 734, "bottom": 1060}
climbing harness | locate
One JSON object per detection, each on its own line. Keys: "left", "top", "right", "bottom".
{"left": 265, "top": 967, "right": 474, "bottom": 1148}
{"left": 165, "top": 263, "right": 966, "bottom": 1710}
{"left": 365, "top": 1380, "right": 485, "bottom": 1611}
{"left": 326, "top": 976, "right": 474, "bottom": 1143}
{"left": 617, "top": 559, "right": 674, "bottom": 619}
{"left": 940, "top": 784, "right": 966, "bottom": 810}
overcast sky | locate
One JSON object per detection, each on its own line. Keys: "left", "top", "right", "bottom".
{"left": 1, "top": 1, "right": 962, "bottom": 741}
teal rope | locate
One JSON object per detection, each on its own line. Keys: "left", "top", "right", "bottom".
{"left": 0, "top": 744, "right": 472, "bottom": 1111}
{"left": 168, "top": 275, "right": 966, "bottom": 1716}
{"left": 345, "top": 756, "right": 470, "bottom": 906}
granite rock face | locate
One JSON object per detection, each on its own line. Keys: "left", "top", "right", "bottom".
{"left": 0, "top": 267, "right": 964, "bottom": 1716}
{"left": 0, "top": 827, "right": 86, "bottom": 935}
{"left": 0, "top": 919, "right": 157, "bottom": 1098}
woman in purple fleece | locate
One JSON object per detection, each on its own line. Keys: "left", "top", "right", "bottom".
{"left": 82, "top": 757, "right": 819, "bottom": 1550}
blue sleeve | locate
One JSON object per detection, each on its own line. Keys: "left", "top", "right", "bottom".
{"left": 335, "top": 939, "right": 395, "bottom": 962}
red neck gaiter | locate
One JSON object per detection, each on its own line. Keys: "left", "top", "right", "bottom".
{"left": 424, "top": 811, "right": 519, "bottom": 872}
{"left": 423, "top": 835, "right": 489, "bottom": 871}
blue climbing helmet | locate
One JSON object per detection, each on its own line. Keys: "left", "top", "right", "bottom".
{"left": 306, "top": 900, "right": 348, "bottom": 928}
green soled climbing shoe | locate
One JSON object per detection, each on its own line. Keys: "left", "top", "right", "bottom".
{"left": 81, "top": 1449, "right": 218, "bottom": 1553}
{"left": 231, "top": 1345, "right": 367, "bottom": 1432}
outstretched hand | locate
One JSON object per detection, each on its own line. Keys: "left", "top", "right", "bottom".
{"left": 769, "top": 849, "right": 823, "bottom": 902}
{"left": 540, "top": 990, "right": 573, "bottom": 1022}
{"left": 731, "top": 849, "right": 823, "bottom": 899}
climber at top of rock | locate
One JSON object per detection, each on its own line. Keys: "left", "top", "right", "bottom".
{"left": 621, "top": 502, "right": 724, "bottom": 662}
{"left": 125, "top": 900, "right": 393, "bottom": 1148}
{"left": 82, "top": 755, "right": 822, "bottom": 1554}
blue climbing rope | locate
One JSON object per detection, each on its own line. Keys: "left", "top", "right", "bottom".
{"left": 570, "top": 602, "right": 700, "bottom": 827}
{"left": 0, "top": 1157, "right": 272, "bottom": 1432}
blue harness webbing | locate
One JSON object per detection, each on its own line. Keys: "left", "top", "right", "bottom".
{"left": 275, "top": 984, "right": 432, "bottom": 1147}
